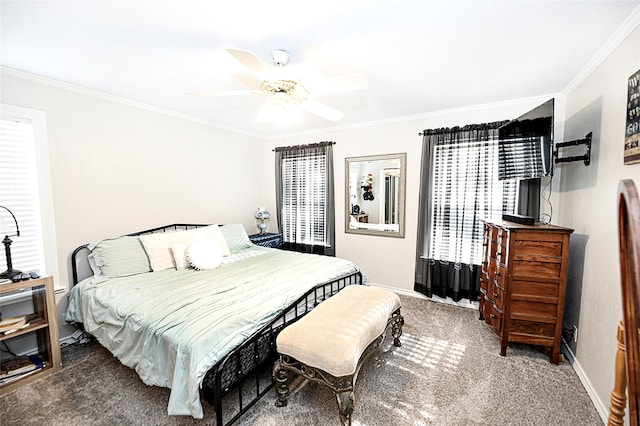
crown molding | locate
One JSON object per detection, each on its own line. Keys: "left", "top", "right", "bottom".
{"left": 563, "top": 4, "right": 640, "bottom": 96}
{"left": 264, "top": 93, "right": 561, "bottom": 141}
{"left": 0, "top": 66, "right": 263, "bottom": 140}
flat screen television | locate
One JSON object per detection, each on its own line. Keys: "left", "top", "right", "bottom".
{"left": 498, "top": 98, "right": 554, "bottom": 180}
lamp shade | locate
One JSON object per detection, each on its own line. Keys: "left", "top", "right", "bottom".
{"left": 0, "top": 213, "right": 8, "bottom": 234}
{"left": 0, "top": 206, "right": 19, "bottom": 236}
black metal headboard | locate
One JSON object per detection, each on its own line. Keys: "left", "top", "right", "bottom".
{"left": 71, "top": 223, "right": 210, "bottom": 286}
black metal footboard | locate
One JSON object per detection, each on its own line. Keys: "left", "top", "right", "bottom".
{"left": 200, "top": 270, "right": 364, "bottom": 426}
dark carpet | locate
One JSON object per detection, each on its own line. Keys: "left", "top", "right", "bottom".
{"left": 0, "top": 295, "right": 603, "bottom": 425}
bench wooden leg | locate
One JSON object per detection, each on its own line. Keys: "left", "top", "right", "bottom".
{"left": 336, "top": 390, "right": 354, "bottom": 426}
{"left": 273, "top": 360, "right": 289, "bottom": 407}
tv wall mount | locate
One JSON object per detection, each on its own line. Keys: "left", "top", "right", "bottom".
{"left": 553, "top": 132, "right": 592, "bottom": 166}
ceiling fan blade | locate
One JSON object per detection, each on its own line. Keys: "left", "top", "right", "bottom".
{"left": 302, "top": 99, "right": 344, "bottom": 122}
{"left": 186, "top": 89, "right": 256, "bottom": 96}
{"left": 226, "top": 48, "right": 267, "bottom": 74}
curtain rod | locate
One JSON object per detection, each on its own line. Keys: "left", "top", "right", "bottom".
{"left": 419, "top": 120, "right": 509, "bottom": 136}
{"left": 273, "top": 141, "right": 336, "bottom": 152}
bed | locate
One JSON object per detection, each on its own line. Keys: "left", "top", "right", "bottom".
{"left": 65, "top": 223, "right": 364, "bottom": 425}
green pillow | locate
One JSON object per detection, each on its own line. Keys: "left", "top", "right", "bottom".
{"left": 220, "top": 224, "right": 253, "bottom": 252}
{"left": 88, "top": 236, "right": 151, "bottom": 277}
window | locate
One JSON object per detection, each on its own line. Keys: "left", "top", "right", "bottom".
{"left": 275, "top": 142, "right": 335, "bottom": 256}
{"left": 429, "top": 137, "right": 516, "bottom": 266}
{"left": 0, "top": 105, "right": 59, "bottom": 286}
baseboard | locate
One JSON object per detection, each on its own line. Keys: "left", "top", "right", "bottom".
{"left": 369, "top": 282, "right": 421, "bottom": 297}
{"left": 561, "top": 339, "right": 609, "bottom": 424}
{"left": 370, "top": 282, "right": 479, "bottom": 310}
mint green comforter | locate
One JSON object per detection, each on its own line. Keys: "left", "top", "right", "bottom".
{"left": 65, "top": 246, "right": 362, "bottom": 418}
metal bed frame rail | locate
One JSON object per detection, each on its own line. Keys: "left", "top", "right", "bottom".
{"left": 202, "top": 271, "right": 363, "bottom": 426}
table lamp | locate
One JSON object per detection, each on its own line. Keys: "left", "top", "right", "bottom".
{"left": 0, "top": 206, "right": 22, "bottom": 279}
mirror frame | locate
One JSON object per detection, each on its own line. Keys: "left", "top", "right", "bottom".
{"left": 345, "top": 153, "right": 407, "bottom": 238}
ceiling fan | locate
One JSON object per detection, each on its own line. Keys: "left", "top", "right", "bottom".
{"left": 189, "top": 48, "right": 369, "bottom": 125}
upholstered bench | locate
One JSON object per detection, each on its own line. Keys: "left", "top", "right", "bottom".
{"left": 273, "top": 285, "right": 404, "bottom": 425}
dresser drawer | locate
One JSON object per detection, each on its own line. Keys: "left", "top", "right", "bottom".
{"left": 512, "top": 259, "right": 562, "bottom": 280}
{"left": 480, "top": 276, "right": 489, "bottom": 294}
{"left": 485, "top": 301, "right": 502, "bottom": 333}
{"left": 489, "top": 282, "right": 505, "bottom": 310}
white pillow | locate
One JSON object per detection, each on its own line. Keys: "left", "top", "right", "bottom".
{"left": 186, "top": 240, "right": 223, "bottom": 270}
{"left": 140, "top": 225, "right": 230, "bottom": 271}
{"left": 171, "top": 243, "right": 189, "bottom": 270}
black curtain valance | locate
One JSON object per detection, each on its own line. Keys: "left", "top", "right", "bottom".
{"left": 273, "top": 141, "right": 336, "bottom": 152}
{"left": 419, "top": 121, "right": 508, "bottom": 136}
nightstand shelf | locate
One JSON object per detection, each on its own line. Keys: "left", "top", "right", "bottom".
{"left": 249, "top": 232, "right": 283, "bottom": 249}
{"left": 0, "top": 276, "right": 61, "bottom": 394}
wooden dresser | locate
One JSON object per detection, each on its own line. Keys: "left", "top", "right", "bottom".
{"left": 479, "top": 219, "right": 573, "bottom": 364}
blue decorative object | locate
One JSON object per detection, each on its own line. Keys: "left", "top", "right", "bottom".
{"left": 255, "top": 207, "right": 271, "bottom": 235}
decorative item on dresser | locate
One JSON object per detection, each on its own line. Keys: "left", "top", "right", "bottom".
{"left": 479, "top": 218, "right": 573, "bottom": 364}
{"left": 249, "top": 232, "right": 283, "bottom": 249}
{"left": 0, "top": 276, "right": 62, "bottom": 394}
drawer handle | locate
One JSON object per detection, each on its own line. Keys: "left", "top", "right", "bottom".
{"left": 490, "top": 314, "right": 496, "bottom": 319}
{"left": 493, "top": 292, "right": 498, "bottom": 298}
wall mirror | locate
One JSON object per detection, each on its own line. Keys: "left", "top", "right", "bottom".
{"left": 345, "top": 153, "right": 406, "bottom": 238}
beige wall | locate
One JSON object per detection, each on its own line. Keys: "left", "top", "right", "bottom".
{"left": 557, "top": 25, "right": 640, "bottom": 418}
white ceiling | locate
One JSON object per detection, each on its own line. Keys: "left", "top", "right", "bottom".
{"left": 1, "top": 0, "right": 639, "bottom": 139}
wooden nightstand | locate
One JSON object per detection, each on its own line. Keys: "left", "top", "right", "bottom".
{"left": 0, "top": 276, "right": 62, "bottom": 394}
{"left": 249, "top": 232, "right": 283, "bottom": 248}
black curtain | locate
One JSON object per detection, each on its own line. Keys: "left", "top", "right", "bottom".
{"left": 414, "top": 122, "right": 508, "bottom": 302}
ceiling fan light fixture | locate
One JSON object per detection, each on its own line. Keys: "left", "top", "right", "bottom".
{"left": 271, "top": 49, "right": 290, "bottom": 67}
{"left": 259, "top": 93, "right": 303, "bottom": 127}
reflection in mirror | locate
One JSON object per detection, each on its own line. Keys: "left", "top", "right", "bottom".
{"left": 345, "top": 153, "right": 406, "bottom": 238}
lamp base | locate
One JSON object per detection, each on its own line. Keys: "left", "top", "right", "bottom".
{"left": 0, "top": 268, "right": 22, "bottom": 280}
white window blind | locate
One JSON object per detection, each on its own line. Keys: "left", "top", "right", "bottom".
{"left": 280, "top": 151, "right": 328, "bottom": 246}
{"left": 0, "top": 110, "right": 49, "bottom": 278}
{"left": 429, "top": 138, "right": 516, "bottom": 266}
